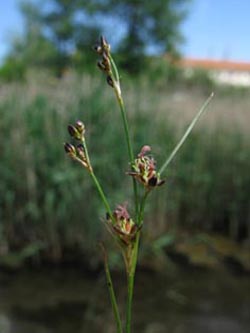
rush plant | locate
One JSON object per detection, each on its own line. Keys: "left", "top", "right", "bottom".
{"left": 64, "top": 36, "right": 213, "bottom": 333}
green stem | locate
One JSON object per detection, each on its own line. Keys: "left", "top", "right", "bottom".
{"left": 90, "top": 172, "right": 113, "bottom": 220}
{"left": 82, "top": 138, "right": 114, "bottom": 223}
{"left": 101, "top": 244, "right": 123, "bottom": 333}
{"left": 125, "top": 188, "right": 150, "bottom": 332}
{"left": 125, "top": 232, "right": 140, "bottom": 333}
{"left": 82, "top": 138, "right": 122, "bottom": 330}
{"left": 109, "top": 55, "right": 139, "bottom": 217}
{"left": 125, "top": 191, "right": 149, "bottom": 332}
{"left": 110, "top": 56, "right": 120, "bottom": 84}
{"left": 117, "top": 95, "right": 139, "bottom": 216}
{"left": 159, "top": 92, "right": 214, "bottom": 174}
{"left": 138, "top": 190, "right": 150, "bottom": 226}
{"left": 116, "top": 95, "right": 134, "bottom": 163}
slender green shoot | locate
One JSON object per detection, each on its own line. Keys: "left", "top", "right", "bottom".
{"left": 159, "top": 92, "right": 214, "bottom": 174}
{"left": 138, "top": 190, "right": 150, "bottom": 226}
{"left": 100, "top": 244, "right": 123, "bottom": 333}
{"left": 82, "top": 138, "right": 114, "bottom": 223}
{"left": 110, "top": 55, "right": 120, "bottom": 85}
{"left": 125, "top": 189, "right": 149, "bottom": 332}
{"left": 110, "top": 56, "right": 139, "bottom": 217}
{"left": 125, "top": 232, "right": 140, "bottom": 333}
{"left": 67, "top": 37, "right": 215, "bottom": 333}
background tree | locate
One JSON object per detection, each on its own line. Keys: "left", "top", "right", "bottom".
{"left": 40, "top": 0, "right": 103, "bottom": 72}
{"left": 92, "top": 0, "right": 189, "bottom": 72}
{"left": 0, "top": 0, "right": 58, "bottom": 80}
{"left": 43, "top": 0, "right": 189, "bottom": 73}
{"left": 1, "top": 0, "right": 189, "bottom": 76}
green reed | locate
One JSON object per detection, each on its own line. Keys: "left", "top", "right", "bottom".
{"left": 63, "top": 37, "right": 213, "bottom": 332}
{"left": 1, "top": 68, "right": 250, "bottom": 265}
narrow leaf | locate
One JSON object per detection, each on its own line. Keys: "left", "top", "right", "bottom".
{"left": 159, "top": 92, "right": 214, "bottom": 174}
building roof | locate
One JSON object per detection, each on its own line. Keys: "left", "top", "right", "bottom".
{"left": 179, "top": 58, "right": 250, "bottom": 72}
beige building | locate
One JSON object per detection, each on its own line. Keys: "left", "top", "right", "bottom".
{"left": 179, "top": 58, "right": 250, "bottom": 87}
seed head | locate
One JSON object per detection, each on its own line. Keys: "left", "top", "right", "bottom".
{"left": 107, "top": 75, "right": 114, "bottom": 87}
{"left": 97, "top": 60, "right": 107, "bottom": 71}
{"left": 100, "top": 35, "right": 111, "bottom": 53}
{"left": 128, "top": 145, "right": 165, "bottom": 189}
{"left": 106, "top": 204, "right": 138, "bottom": 245}
{"left": 94, "top": 36, "right": 115, "bottom": 87}
{"left": 93, "top": 44, "right": 102, "bottom": 55}
{"left": 76, "top": 144, "right": 86, "bottom": 160}
{"left": 68, "top": 123, "right": 84, "bottom": 140}
{"left": 75, "top": 120, "right": 85, "bottom": 136}
{"left": 64, "top": 142, "right": 76, "bottom": 155}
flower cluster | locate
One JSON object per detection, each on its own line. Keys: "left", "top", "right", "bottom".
{"left": 106, "top": 204, "right": 138, "bottom": 245}
{"left": 94, "top": 36, "right": 114, "bottom": 88}
{"left": 68, "top": 120, "right": 85, "bottom": 140}
{"left": 64, "top": 120, "right": 92, "bottom": 172}
{"left": 128, "top": 145, "right": 165, "bottom": 189}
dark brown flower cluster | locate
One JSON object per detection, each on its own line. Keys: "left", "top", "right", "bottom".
{"left": 94, "top": 36, "right": 114, "bottom": 88}
{"left": 128, "top": 145, "right": 165, "bottom": 189}
{"left": 106, "top": 204, "right": 138, "bottom": 245}
{"left": 64, "top": 120, "right": 92, "bottom": 172}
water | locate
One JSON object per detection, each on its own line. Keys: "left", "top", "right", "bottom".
{"left": 0, "top": 267, "right": 249, "bottom": 333}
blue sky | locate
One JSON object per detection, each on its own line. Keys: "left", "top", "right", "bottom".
{"left": 181, "top": 0, "right": 250, "bottom": 61}
{"left": 0, "top": 0, "right": 24, "bottom": 62}
{"left": 0, "top": 0, "right": 249, "bottom": 64}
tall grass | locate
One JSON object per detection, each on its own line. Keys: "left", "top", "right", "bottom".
{"left": 0, "top": 72, "right": 250, "bottom": 260}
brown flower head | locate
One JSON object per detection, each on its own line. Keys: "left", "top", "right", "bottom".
{"left": 93, "top": 36, "right": 116, "bottom": 89}
{"left": 64, "top": 121, "right": 92, "bottom": 172}
{"left": 128, "top": 145, "right": 165, "bottom": 189}
{"left": 94, "top": 36, "right": 111, "bottom": 74}
{"left": 64, "top": 142, "right": 76, "bottom": 156}
{"left": 106, "top": 204, "right": 138, "bottom": 245}
{"left": 68, "top": 120, "right": 85, "bottom": 141}
{"left": 94, "top": 36, "right": 111, "bottom": 55}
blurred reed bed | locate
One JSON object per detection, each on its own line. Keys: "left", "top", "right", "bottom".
{"left": 0, "top": 72, "right": 250, "bottom": 261}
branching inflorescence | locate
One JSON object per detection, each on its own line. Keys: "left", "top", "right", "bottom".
{"left": 64, "top": 36, "right": 213, "bottom": 333}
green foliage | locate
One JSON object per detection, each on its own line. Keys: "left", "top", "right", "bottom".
{"left": 2, "top": 1, "right": 61, "bottom": 76}
{"left": 0, "top": 73, "right": 249, "bottom": 261}
{"left": 184, "top": 68, "right": 215, "bottom": 93}
{"left": 0, "top": 58, "right": 26, "bottom": 82}
{"left": 152, "top": 233, "right": 176, "bottom": 250}
{"left": 0, "top": 242, "right": 45, "bottom": 268}
{"left": 147, "top": 58, "right": 182, "bottom": 83}
{"left": 1, "top": 0, "right": 189, "bottom": 75}
{"left": 102, "top": 0, "right": 189, "bottom": 72}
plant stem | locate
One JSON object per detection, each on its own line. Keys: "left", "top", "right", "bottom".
{"left": 82, "top": 138, "right": 122, "bottom": 330}
{"left": 82, "top": 138, "right": 114, "bottom": 223}
{"left": 125, "top": 232, "right": 140, "bottom": 333}
{"left": 138, "top": 190, "right": 150, "bottom": 227}
{"left": 109, "top": 54, "right": 152, "bottom": 333}
{"left": 100, "top": 244, "right": 123, "bottom": 333}
{"left": 125, "top": 187, "right": 151, "bottom": 332}
{"left": 116, "top": 94, "right": 134, "bottom": 163}
{"left": 159, "top": 92, "right": 214, "bottom": 174}
{"left": 90, "top": 172, "right": 113, "bottom": 220}
{"left": 110, "top": 56, "right": 120, "bottom": 84}
{"left": 110, "top": 55, "right": 139, "bottom": 217}
{"left": 117, "top": 95, "right": 139, "bottom": 216}
{"left": 83, "top": 137, "right": 122, "bottom": 329}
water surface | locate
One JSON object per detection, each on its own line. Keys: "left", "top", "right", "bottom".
{"left": 0, "top": 267, "right": 249, "bottom": 333}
